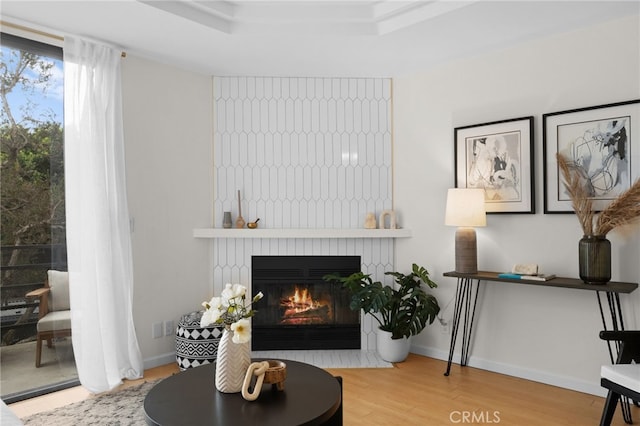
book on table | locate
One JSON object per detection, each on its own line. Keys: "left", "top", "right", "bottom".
{"left": 497, "top": 273, "right": 556, "bottom": 281}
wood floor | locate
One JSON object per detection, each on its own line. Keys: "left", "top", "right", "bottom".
{"left": 9, "top": 353, "right": 637, "bottom": 425}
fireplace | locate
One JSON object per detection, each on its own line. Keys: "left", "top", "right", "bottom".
{"left": 251, "top": 255, "right": 361, "bottom": 350}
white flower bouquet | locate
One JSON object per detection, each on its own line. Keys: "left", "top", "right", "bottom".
{"left": 200, "top": 283, "right": 263, "bottom": 344}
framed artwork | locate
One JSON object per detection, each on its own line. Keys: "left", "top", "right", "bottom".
{"left": 455, "top": 116, "right": 534, "bottom": 214}
{"left": 543, "top": 99, "right": 640, "bottom": 213}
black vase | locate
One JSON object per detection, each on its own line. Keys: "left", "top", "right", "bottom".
{"left": 578, "top": 235, "right": 611, "bottom": 284}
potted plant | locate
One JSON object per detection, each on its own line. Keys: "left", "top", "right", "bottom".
{"left": 557, "top": 153, "right": 640, "bottom": 284}
{"left": 324, "top": 263, "right": 440, "bottom": 362}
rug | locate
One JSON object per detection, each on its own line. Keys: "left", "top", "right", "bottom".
{"left": 22, "top": 379, "right": 160, "bottom": 426}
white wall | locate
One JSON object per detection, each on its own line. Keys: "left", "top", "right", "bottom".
{"left": 119, "top": 15, "right": 639, "bottom": 393}
{"left": 121, "top": 56, "right": 214, "bottom": 368}
{"left": 394, "top": 15, "right": 640, "bottom": 396}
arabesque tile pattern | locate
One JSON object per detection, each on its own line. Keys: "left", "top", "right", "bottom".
{"left": 212, "top": 76, "right": 394, "bottom": 350}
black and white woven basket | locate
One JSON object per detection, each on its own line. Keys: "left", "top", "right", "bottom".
{"left": 175, "top": 311, "right": 225, "bottom": 370}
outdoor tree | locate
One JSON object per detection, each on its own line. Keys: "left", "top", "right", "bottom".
{"left": 1, "top": 45, "right": 65, "bottom": 298}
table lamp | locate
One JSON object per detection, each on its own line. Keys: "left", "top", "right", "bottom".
{"left": 445, "top": 188, "right": 486, "bottom": 274}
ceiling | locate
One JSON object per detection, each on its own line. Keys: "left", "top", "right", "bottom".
{"left": 2, "top": 1, "right": 639, "bottom": 77}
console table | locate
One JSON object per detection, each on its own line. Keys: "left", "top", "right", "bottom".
{"left": 442, "top": 271, "right": 638, "bottom": 377}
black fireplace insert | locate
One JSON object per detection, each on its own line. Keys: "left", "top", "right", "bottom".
{"left": 251, "top": 255, "right": 361, "bottom": 350}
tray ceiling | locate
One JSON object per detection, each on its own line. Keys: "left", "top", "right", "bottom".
{"left": 1, "top": 1, "right": 638, "bottom": 77}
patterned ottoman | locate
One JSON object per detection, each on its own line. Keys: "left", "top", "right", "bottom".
{"left": 175, "top": 311, "right": 225, "bottom": 370}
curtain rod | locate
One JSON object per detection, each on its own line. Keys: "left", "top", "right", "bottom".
{"left": 1, "top": 20, "right": 127, "bottom": 57}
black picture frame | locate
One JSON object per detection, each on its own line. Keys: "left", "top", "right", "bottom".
{"left": 454, "top": 116, "right": 535, "bottom": 214}
{"left": 542, "top": 99, "right": 640, "bottom": 213}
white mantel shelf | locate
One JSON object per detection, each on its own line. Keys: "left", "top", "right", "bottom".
{"left": 193, "top": 228, "right": 411, "bottom": 239}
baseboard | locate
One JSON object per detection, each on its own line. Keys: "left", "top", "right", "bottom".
{"left": 143, "top": 352, "right": 176, "bottom": 370}
{"left": 410, "top": 343, "right": 607, "bottom": 398}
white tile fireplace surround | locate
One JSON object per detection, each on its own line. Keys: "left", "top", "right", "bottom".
{"left": 205, "top": 76, "right": 398, "bottom": 350}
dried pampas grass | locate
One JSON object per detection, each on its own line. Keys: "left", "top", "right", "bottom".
{"left": 595, "top": 180, "right": 640, "bottom": 235}
{"left": 556, "top": 153, "right": 640, "bottom": 236}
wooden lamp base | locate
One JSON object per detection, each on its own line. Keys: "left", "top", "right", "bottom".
{"left": 455, "top": 227, "right": 478, "bottom": 274}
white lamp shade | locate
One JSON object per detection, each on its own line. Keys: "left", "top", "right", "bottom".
{"left": 445, "top": 188, "right": 486, "bottom": 227}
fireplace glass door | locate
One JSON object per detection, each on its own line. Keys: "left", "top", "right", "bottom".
{"left": 251, "top": 256, "right": 361, "bottom": 350}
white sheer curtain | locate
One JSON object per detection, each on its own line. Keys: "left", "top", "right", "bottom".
{"left": 63, "top": 36, "right": 143, "bottom": 393}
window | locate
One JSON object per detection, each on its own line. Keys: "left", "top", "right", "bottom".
{"left": 1, "top": 32, "right": 75, "bottom": 402}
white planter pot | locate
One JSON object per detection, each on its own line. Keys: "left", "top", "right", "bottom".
{"left": 376, "top": 328, "right": 411, "bottom": 363}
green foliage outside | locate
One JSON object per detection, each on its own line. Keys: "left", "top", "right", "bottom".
{"left": 1, "top": 42, "right": 65, "bottom": 295}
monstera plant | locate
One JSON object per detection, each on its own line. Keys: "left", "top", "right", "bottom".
{"left": 324, "top": 263, "right": 440, "bottom": 340}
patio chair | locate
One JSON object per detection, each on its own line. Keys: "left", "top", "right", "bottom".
{"left": 26, "top": 270, "right": 71, "bottom": 367}
{"left": 599, "top": 330, "right": 640, "bottom": 426}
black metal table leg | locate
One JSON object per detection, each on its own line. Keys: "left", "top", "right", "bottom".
{"left": 445, "top": 278, "right": 466, "bottom": 376}
{"left": 596, "top": 291, "right": 633, "bottom": 424}
{"left": 461, "top": 279, "right": 480, "bottom": 366}
{"left": 445, "top": 277, "right": 480, "bottom": 376}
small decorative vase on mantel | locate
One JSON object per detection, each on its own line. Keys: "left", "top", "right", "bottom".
{"left": 215, "top": 327, "right": 251, "bottom": 393}
{"left": 578, "top": 235, "right": 611, "bottom": 285}
{"left": 222, "top": 211, "right": 232, "bottom": 229}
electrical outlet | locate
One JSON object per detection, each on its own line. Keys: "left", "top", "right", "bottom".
{"left": 152, "top": 322, "right": 163, "bottom": 339}
{"left": 164, "top": 320, "right": 174, "bottom": 336}
{"left": 442, "top": 322, "right": 450, "bottom": 335}
{"left": 440, "top": 318, "right": 450, "bottom": 335}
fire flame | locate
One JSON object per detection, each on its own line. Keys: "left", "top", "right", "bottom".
{"left": 288, "top": 287, "right": 319, "bottom": 312}
{"left": 279, "top": 285, "right": 332, "bottom": 325}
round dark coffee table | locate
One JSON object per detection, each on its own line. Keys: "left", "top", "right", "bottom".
{"left": 144, "top": 359, "right": 342, "bottom": 426}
